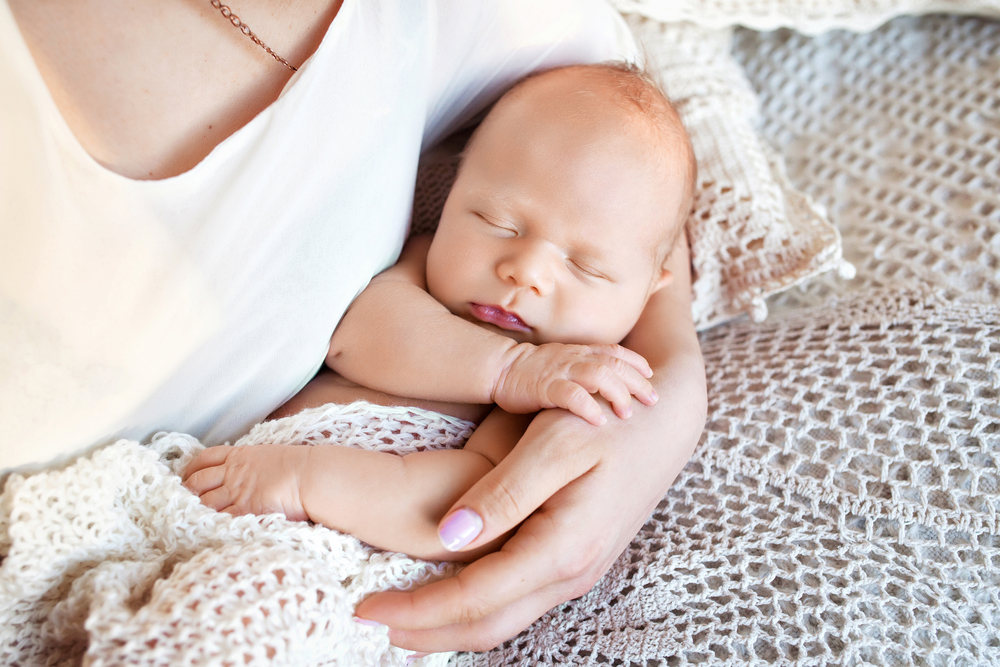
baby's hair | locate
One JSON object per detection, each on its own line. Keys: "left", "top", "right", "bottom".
{"left": 565, "top": 62, "right": 696, "bottom": 262}
{"left": 464, "top": 61, "right": 697, "bottom": 263}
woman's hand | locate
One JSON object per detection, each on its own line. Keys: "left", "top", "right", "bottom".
{"left": 355, "top": 242, "right": 707, "bottom": 652}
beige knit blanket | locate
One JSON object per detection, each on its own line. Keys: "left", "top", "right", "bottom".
{"left": 450, "top": 14, "right": 1000, "bottom": 665}
{"left": 0, "top": 402, "right": 470, "bottom": 667}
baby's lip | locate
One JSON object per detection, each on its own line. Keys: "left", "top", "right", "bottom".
{"left": 469, "top": 303, "right": 531, "bottom": 332}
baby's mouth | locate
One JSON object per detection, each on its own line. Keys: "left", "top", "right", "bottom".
{"left": 469, "top": 304, "right": 531, "bottom": 332}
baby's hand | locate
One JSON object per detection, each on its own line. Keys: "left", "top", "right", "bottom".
{"left": 493, "top": 343, "right": 657, "bottom": 425}
{"left": 182, "top": 444, "right": 311, "bottom": 521}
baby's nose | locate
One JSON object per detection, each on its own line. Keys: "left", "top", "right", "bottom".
{"left": 497, "top": 241, "right": 557, "bottom": 295}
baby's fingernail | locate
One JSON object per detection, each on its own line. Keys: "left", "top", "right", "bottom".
{"left": 353, "top": 617, "right": 386, "bottom": 630}
{"left": 406, "top": 653, "right": 430, "bottom": 665}
{"left": 597, "top": 414, "right": 608, "bottom": 425}
{"left": 650, "top": 389, "right": 659, "bottom": 403}
{"left": 439, "top": 508, "right": 483, "bottom": 551}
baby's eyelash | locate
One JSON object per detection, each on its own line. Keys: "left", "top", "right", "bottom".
{"left": 569, "top": 259, "right": 608, "bottom": 281}
{"left": 476, "top": 213, "right": 517, "bottom": 234}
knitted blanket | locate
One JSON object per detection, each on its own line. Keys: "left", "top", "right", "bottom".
{"left": 450, "top": 14, "right": 1000, "bottom": 665}
{"left": 0, "top": 402, "right": 470, "bottom": 667}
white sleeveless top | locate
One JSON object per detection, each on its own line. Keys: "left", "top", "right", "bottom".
{"left": 0, "top": 0, "right": 637, "bottom": 474}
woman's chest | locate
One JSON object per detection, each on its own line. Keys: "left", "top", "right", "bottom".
{"left": 7, "top": 0, "right": 342, "bottom": 180}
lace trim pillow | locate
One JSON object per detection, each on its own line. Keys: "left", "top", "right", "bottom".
{"left": 611, "top": 0, "right": 1000, "bottom": 34}
{"left": 411, "top": 18, "right": 847, "bottom": 329}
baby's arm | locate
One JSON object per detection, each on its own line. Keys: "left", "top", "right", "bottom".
{"left": 183, "top": 408, "right": 532, "bottom": 561}
{"left": 328, "top": 237, "right": 656, "bottom": 425}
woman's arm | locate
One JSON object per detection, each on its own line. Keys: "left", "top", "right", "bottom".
{"left": 354, "top": 238, "right": 707, "bottom": 652}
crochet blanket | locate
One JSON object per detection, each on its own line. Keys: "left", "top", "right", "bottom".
{"left": 450, "top": 14, "right": 1000, "bottom": 665}
{"left": 0, "top": 402, "right": 470, "bottom": 667}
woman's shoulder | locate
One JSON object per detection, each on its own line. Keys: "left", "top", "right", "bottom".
{"left": 422, "top": 0, "right": 638, "bottom": 146}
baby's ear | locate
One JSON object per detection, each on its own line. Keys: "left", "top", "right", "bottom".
{"left": 650, "top": 267, "right": 673, "bottom": 293}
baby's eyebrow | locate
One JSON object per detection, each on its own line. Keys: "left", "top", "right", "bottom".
{"left": 567, "top": 238, "right": 610, "bottom": 264}
{"left": 566, "top": 242, "right": 619, "bottom": 279}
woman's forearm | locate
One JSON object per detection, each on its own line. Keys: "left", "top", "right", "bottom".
{"left": 624, "top": 236, "right": 703, "bottom": 373}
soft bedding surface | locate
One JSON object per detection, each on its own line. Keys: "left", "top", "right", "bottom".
{"left": 451, "top": 13, "right": 1000, "bottom": 666}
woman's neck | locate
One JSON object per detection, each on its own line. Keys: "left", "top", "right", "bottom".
{"left": 9, "top": 0, "right": 343, "bottom": 180}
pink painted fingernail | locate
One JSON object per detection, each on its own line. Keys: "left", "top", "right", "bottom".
{"left": 438, "top": 507, "right": 483, "bottom": 551}
{"left": 353, "top": 617, "right": 386, "bottom": 630}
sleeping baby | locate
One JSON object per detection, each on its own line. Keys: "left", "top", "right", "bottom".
{"left": 183, "top": 61, "right": 697, "bottom": 562}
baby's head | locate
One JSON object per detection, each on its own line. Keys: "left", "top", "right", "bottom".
{"left": 426, "top": 62, "right": 696, "bottom": 345}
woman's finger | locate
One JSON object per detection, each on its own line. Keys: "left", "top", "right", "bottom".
{"left": 374, "top": 577, "right": 567, "bottom": 653}
{"left": 358, "top": 503, "right": 582, "bottom": 637}
{"left": 436, "top": 410, "right": 598, "bottom": 551}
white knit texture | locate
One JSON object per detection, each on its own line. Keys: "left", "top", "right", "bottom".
{"left": 0, "top": 402, "right": 472, "bottom": 667}
{"left": 447, "top": 14, "right": 1000, "bottom": 666}
{"left": 735, "top": 15, "right": 1000, "bottom": 314}
{"left": 627, "top": 16, "right": 845, "bottom": 327}
{"left": 451, "top": 287, "right": 1000, "bottom": 665}
{"left": 611, "top": 0, "right": 1000, "bottom": 34}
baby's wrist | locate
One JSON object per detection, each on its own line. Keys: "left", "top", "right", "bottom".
{"left": 491, "top": 341, "right": 536, "bottom": 403}
{"left": 294, "top": 446, "right": 319, "bottom": 521}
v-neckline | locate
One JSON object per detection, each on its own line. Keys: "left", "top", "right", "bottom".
{"left": 2, "top": 0, "right": 353, "bottom": 185}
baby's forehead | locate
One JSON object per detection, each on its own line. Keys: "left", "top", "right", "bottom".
{"left": 473, "top": 64, "right": 693, "bottom": 258}
{"left": 509, "top": 67, "right": 689, "bottom": 177}
{"left": 510, "top": 65, "right": 682, "bottom": 136}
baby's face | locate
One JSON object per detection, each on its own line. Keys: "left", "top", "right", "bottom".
{"left": 426, "top": 68, "right": 688, "bottom": 345}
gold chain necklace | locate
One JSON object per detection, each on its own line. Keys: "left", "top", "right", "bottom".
{"left": 208, "top": 0, "right": 297, "bottom": 72}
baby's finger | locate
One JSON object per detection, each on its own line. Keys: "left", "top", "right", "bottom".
{"left": 182, "top": 445, "right": 232, "bottom": 480}
{"left": 569, "top": 363, "right": 634, "bottom": 419}
{"left": 587, "top": 344, "right": 652, "bottom": 378}
{"left": 547, "top": 379, "right": 606, "bottom": 426}
{"left": 197, "top": 485, "right": 234, "bottom": 513}
{"left": 183, "top": 463, "right": 227, "bottom": 495}
{"left": 594, "top": 356, "right": 658, "bottom": 406}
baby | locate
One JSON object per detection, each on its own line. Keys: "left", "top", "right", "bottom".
{"left": 184, "top": 62, "right": 696, "bottom": 561}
